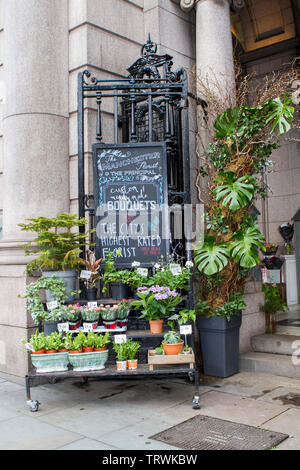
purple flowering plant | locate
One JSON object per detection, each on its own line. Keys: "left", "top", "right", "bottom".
{"left": 131, "top": 285, "right": 183, "bottom": 320}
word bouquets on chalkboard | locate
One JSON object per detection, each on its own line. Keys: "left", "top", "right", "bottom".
{"left": 93, "top": 142, "right": 169, "bottom": 268}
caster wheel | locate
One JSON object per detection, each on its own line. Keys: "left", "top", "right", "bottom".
{"left": 48, "top": 377, "right": 57, "bottom": 384}
{"left": 188, "top": 371, "right": 195, "bottom": 383}
{"left": 192, "top": 395, "right": 200, "bottom": 410}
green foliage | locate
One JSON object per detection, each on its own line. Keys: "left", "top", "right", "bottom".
{"left": 167, "top": 309, "right": 195, "bottom": 330}
{"left": 113, "top": 342, "right": 128, "bottom": 361}
{"left": 116, "top": 300, "right": 131, "bottom": 320}
{"left": 265, "top": 93, "right": 294, "bottom": 135}
{"left": 163, "top": 331, "right": 182, "bottom": 344}
{"left": 19, "top": 213, "right": 93, "bottom": 273}
{"left": 94, "top": 332, "right": 110, "bottom": 349}
{"left": 82, "top": 331, "right": 96, "bottom": 348}
{"left": 19, "top": 276, "right": 70, "bottom": 325}
{"left": 155, "top": 346, "right": 164, "bottom": 355}
{"left": 23, "top": 331, "right": 46, "bottom": 352}
{"left": 214, "top": 106, "right": 241, "bottom": 139}
{"left": 68, "top": 330, "right": 85, "bottom": 351}
{"left": 196, "top": 293, "right": 246, "bottom": 321}
{"left": 126, "top": 339, "right": 141, "bottom": 360}
{"left": 80, "top": 250, "right": 102, "bottom": 288}
{"left": 194, "top": 236, "right": 230, "bottom": 275}
{"left": 230, "top": 224, "right": 265, "bottom": 268}
{"left": 131, "top": 286, "right": 183, "bottom": 321}
{"left": 81, "top": 307, "right": 100, "bottom": 322}
{"left": 259, "top": 284, "right": 288, "bottom": 315}
{"left": 45, "top": 332, "right": 64, "bottom": 351}
{"left": 213, "top": 171, "right": 255, "bottom": 212}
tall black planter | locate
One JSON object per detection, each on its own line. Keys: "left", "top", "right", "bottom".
{"left": 196, "top": 313, "right": 242, "bottom": 378}
{"left": 87, "top": 287, "right": 97, "bottom": 301}
{"left": 110, "top": 282, "right": 130, "bottom": 300}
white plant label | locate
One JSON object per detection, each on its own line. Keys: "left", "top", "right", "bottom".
{"left": 180, "top": 325, "right": 192, "bottom": 335}
{"left": 24, "top": 343, "right": 35, "bottom": 352}
{"left": 83, "top": 323, "right": 94, "bottom": 332}
{"left": 46, "top": 300, "right": 58, "bottom": 310}
{"left": 80, "top": 270, "right": 92, "bottom": 280}
{"left": 137, "top": 268, "right": 148, "bottom": 277}
{"left": 114, "top": 334, "right": 127, "bottom": 344}
{"left": 87, "top": 301, "right": 98, "bottom": 308}
{"left": 170, "top": 264, "right": 182, "bottom": 276}
{"left": 57, "top": 322, "right": 69, "bottom": 333}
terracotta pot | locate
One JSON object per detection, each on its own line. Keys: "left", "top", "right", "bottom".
{"left": 94, "top": 347, "right": 107, "bottom": 352}
{"left": 58, "top": 348, "right": 69, "bottom": 353}
{"left": 83, "top": 346, "right": 94, "bottom": 353}
{"left": 116, "top": 360, "right": 127, "bottom": 371}
{"left": 45, "top": 349, "right": 56, "bottom": 354}
{"left": 162, "top": 341, "right": 184, "bottom": 356}
{"left": 127, "top": 359, "right": 138, "bottom": 370}
{"left": 32, "top": 349, "right": 45, "bottom": 355}
{"left": 69, "top": 350, "right": 82, "bottom": 354}
{"left": 149, "top": 319, "right": 163, "bottom": 334}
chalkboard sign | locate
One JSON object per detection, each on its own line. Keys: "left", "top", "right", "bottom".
{"left": 93, "top": 142, "right": 170, "bottom": 268}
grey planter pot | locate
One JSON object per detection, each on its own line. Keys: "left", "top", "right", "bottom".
{"left": 31, "top": 352, "right": 69, "bottom": 373}
{"left": 68, "top": 350, "right": 109, "bottom": 371}
{"left": 110, "top": 282, "right": 130, "bottom": 300}
{"left": 196, "top": 313, "right": 242, "bottom": 378}
{"left": 43, "top": 320, "right": 58, "bottom": 336}
{"left": 42, "top": 270, "right": 77, "bottom": 303}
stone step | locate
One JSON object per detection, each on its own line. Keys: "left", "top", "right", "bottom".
{"left": 251, "top": 334, "right": 300, "bottom": 356}
{"left": 239, "top": 351, "right": 300, "bottom": 379}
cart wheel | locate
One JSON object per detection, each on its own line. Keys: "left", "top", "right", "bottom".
{"left": 188, "top": 371, "right": 195, "bottom": 383}
{"left": 27, "top": 399, "right": 40, "bottom": 412}
{"left": 192, "top": 395, "right": 200, "bottom": 410}
{"left": 48, "top": 377, "right": 57, "bottom": 384}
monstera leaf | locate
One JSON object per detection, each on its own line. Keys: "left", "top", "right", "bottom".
{"left": 214, "top": 107, "right": 241, "bottom": 139}
{"left": 213, "top": 171, "right": 255, "bottom": 212}
{"left": 265, "top": 93, "right": 294, "bottom": 135}
{"left": 194, "top": 236, "right": 230, "bottom": 275}
{"left": 229, "top": 225, "right": 265, "bottom": 268}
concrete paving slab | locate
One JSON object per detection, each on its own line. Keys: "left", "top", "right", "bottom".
{"left": 215, "top": 371, "right": 300, "bottom": 393}
{"left": 163, "top": 390, "right": 290, "bottom": 427}
{"left": 257, "top": 387, "right": 300, "bottom": 409}
{"left": 262, "top": 408, "right": 300, "bottom": 450}
{"left": 0, "top": 381, "right": 24, "bottom": 393}
{"left": 209, "top": 383, "right": 265, "bottom": 398}
{"left": 0, "top": 415, "right": 83, "bottom": 450}
{"left": 0, "top": 404, "right": 22, "bottom": 422}
{"left": 57, "top": 437, "right": 120, "bottom": 450}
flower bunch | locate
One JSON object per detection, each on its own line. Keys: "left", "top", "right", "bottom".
{"left": 81, "top": 305, "right": 101, "bottom": 322}
{"left": 57, "top": 302, "right": 82, "bottom": 322}
{"left": 99, "top": 304, "right": 119, "bottom": 321}
{"left": 132, "top": 285, "right": 183, "bottom": 321}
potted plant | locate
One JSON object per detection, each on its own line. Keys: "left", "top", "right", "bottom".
{"left": 126, "top": 339, "right": 141, "bottom": 370}
{"left": 162, "top": 331, "right": 184, "bottom": 355}
{"left": 99, "top": 304, "right": 119, "bottom": 329}
{"left": 155, "top": 345, "right": 164, "bottom": 355}
{"left": 148, "top": 260, "right": 193, "bottom": 292}
{"left": 26, "top": 331, "right": 69, "bottom": 373}
{"left": 94, "top": 331, "right": 110, "bottom": 351}
{"left": 68, "top": 331, "right": 84, "bottom": 354}
{"left": 80, "top": 249, "right": 103, "bottom": 300}
{"left": 102, "top": 250, "right": 131, "bottom": 299}
{"left": 263, "top": 243, "right": 278, "bottom": 256}
{"left": 116, "top": 300, "right": 131, "bottom": 328}
{"left": 113, "top": 341, "right": 128, "bottom": 371}
{"left": 68, "top": 331, "right": 109, "bottom": 371}
{"left": 19, "top": 212, "right": 93, "bottom": 302}
{"left": 183, "top": 345, "right": 191, "bottom": 355}
{"left": 59, "top": 303, "right": 82, "bottom": 330}
{"left": 193, "top": 91, "right": 294, "bottom": 378}
{"left": 131, "top": 285, "right": 183, "bottom": 334}
{"left": 22, "top": 331, "right": 46, "bottom": 354}
{"left": 82, "top": 330, "right": 95, "bottom": 353}
{"left": 259, "top": 283, "right": 288, "bottom": 334}
{"left": 81, "top": 306, "right": 100, "bottom": 329}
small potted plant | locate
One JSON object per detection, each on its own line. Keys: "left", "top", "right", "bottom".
{"left": 262, "top": 243, "right": 278, "bottom": 256}
{"left": 116, "top": 300, "right": 131, "bottom": 328}
{"left": 68, "top": 331, "right": 84, "bottom": 354}
{"left": 43, "top": 308, "right": 62, "bottom": 336}
{"left": 80, "top": 249, "right": 103, "bottom": 300}
{"left": 100, "top": 304, "right": 119, "bottom": 329}
{"left": 162, "top": 331, "right": 184, "bottom": 355}
{"left": 81, "top": 306, "right": 100, "bottom": 329}
{"left": 60, "top": 303, "right": 82, "bottom": 330}
{"left": 113, "top": 341, "right": 128, "bottom": 371}
{"left": 126, "top": 339, "right": 141, "bottom": 370}
{"left": 22, "top": 331, "right": 46, "bottom": 354}
{"left": 182, "top": 345, "right": 191, "bottom": 355}
{"left": 82, "top": 330, "right": 95, "bottom": 353}
{"left": 259, "top": 283, "right": 288, "bottom": 334}
{"left": 94, "top": 332, "right": 110, "bottom": 351}
{"left": 131, "top": 285, "right": 183, "bottom": 334}
{"left": 26, "top": 332, "right": 69, "bottom": 373}
{"left": 68, "top": 331, "right": 109, "bottom": 371}
{"left": 155, "top": 345, "right": 164, "bottom": 355}
{"left": 102, "top": 250, "right": 131, "bottom": 299}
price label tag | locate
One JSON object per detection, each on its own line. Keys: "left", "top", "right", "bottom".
{"left": 114, "top": 334, "right": 127, "bottom": 344}
{"left": 46, "top": 300, "right": 58, "bottom": 310}
{"left": 170, "top": 264, "right": 182, "bottom": 276}
{"left": 180, "top": 325, "right": 192, "bottom": 335}
{"left": 24, "top": 342, "right": 35, "bottom": 352}
{"left": 87, "top": 302, "right": 98, "bottom": 309}
{"left": 57, "top": 322, "right": 69, "bottom": 333}
{"left": 80, "top": 270, "right": 92, "bottom": 280}
{"left": 83, "top": 323, "right": 94, "bottom": 332}
{"left": 137, "top": 268, "right": 148, "bottom": 277}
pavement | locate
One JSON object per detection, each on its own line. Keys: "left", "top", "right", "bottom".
{"left": 0, "top": 370, "right": 300, "bottom": 450}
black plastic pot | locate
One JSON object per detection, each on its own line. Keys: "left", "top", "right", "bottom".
{"left": 87, "top": 287, "right": 97, "bottom": 301}
{"left": 196, "top": 313, "right": 242, "bottom": 378}
{"left": 43, "top": 321, "right": 58, "bottom": 336}
{"left": 110, "top": 282, "right": 130, "bottom": 300}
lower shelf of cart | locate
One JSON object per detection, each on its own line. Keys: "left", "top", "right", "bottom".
{"left": 27, "top": 363, "right": 195, "bottom": 379}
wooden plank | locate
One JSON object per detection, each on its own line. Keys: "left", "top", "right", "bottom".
{"left": 148, "top": 349, "right": 195, "bottom": 370}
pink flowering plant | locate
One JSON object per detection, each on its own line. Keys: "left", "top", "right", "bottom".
{"left": 131, "top": 285, "right": 183, "bottom": 321}
{"left": 57, "top": 302, "right": 82, "bottom": 322}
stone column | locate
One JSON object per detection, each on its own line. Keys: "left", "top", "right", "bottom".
{"left": 0, "top": 0, "right": 69, "bottom": 376}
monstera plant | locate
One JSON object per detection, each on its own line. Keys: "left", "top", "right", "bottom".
{"left": 195, "top": 93, "right": 295, "bottom": 317}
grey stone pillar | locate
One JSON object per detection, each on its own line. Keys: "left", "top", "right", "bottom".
{"left": 0, "top": 0, "right": 69, "bottom": 376}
